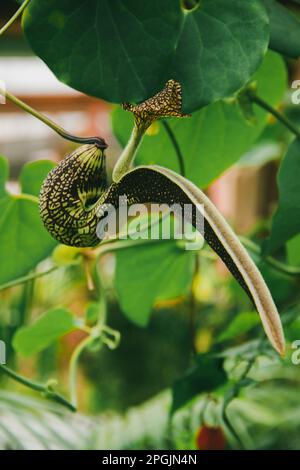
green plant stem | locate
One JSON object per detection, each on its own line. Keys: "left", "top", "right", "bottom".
{"left": 68, "top": 254, "right": 113, "bottom": 408}
{"left": 98, "top": 234, "right": 300, "bottom": 279}
{"left": 112, "top": 124, "right": 144, "bottom": 182}
{"left": 113, "top": 119, "right": 185, "bottom": 182}
{"left": 0, "top": 88, "right": 107, "bottom": 148}
{"left": 93, "top": 258, "right": 108, "bottom": 327}
{"left": 0, "top": 266, "right": 59, "bottom": 291}
{"left": 69, "top": 335, "right": 94, "bottom": 408}
{"left": 240, "top": 236, "right": 300, "bottom": 277}
{"left": 96, "top": 237, "right": 163, "bottom": 258}
{"left": 0, "top": 0, "right": 31, "bottom": 36}
{"left": 19, "top": 272, "right": 35, "bottom": 325}
{"left": 0, "top": 364, "right": 76, "bottom": 412}
{"left": 248, "top": 91, "right": 300, "bottom": 139}
{"left": 162, "top": 121, "right": 185, "bottom": 177}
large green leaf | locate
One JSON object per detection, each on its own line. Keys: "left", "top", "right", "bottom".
{"left": 171, "top": 354, "right": 227, "bottom": 413}
{"left": 23, "top": 0, "right": 269, "bottom": 113}
{"left": 264, "top": 138, "right": 300, "bottom": 254}
{"left": 13, "top": 307, "right": 76, "bottom": 356}
{"left": 0, "top": 157, "right": 57, "bottom": 285}
{"left": 263, "top": 0, "right": 300, "bottom": 58}
{"left": 112, "top": 51, "right": 286, "bottom": 188}
{"left": 115, "top": 240, "right": 196, "bottom": 327}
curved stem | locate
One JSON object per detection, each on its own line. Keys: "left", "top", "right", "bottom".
{"left": 221, "top": 357, "right": 256, "bottom": 449}
{"left": 0, "top": 364, "right": 76, "bottom": 412}
{"left": 247, "top": 91, "right": 300, "bottom": 139}
{"left": 113, "top": 120, "right": 186, "bottom": 182}
{"left": 93, "top": 260, "right": 108, "bottom": 327}
{"left": 69, "top": 335, "right": 93, "bottom": 408}
{"left": 0, "top": 88, "right": 107, "bottom": 149}
{"left": 0, "top": 0, "right": 31, "bottom": 36}
{"left": 112, "top": 124, "right": 144, "bottom": 182}
{"left": 162, "top": 121, "right": 185, "bottom": 177}
{"left": 0, "top": 266, "right": 59, "bottom": 291}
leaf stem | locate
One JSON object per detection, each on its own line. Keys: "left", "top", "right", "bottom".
{"left": 247, "top": 90, "right": 300, "bottom": 139}
{"left": 0, "top": 0, "right": 31, "bottom": 36}
{"left": 162, "top": 121, "right": 185, "bottom": 177}
{"left": 0, "top": 266, "right": 59, "bottom": 291}
{"left": 0, "top": 364, "right": 76, "bottom": 412}
{"left": 0, "top": 88, "right": 107, "bottom": 148}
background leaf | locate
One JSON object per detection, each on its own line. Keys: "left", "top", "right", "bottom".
{"left": 12, "top": 307, "right": 76, "bottom": 357}
{"left": 217, "top": 312, "right": 260, "bottom": 343}
{"left": 20, "top": 160, "right": 55, "bottom": 197}
{"left": 287, "top": 234, "right": 300, "bottom": 266}
{"left": 0, "top": 157, "right": 57, "bottom": 285}
{"left": 171, "top": 354, "right": 226, "bottom": 413}
{"left": 264, "top": 138, "right": 300, "bottom": 254}
{"left": 112, "top": 51, "right": 286, "bottom": 188}
{"left": 263, "top": 0, "right": 300, "bottom": 58}
{"left": 115, "top": 240, "right": 196, "bottom": 327}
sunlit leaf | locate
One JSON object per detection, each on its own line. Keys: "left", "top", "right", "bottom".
{"left": 13, "top": 307, "right": 76, "bottom": 356}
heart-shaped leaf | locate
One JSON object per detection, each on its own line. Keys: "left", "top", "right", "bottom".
{"left": 23, "top": 0, "right": 269, "bottom": 113}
